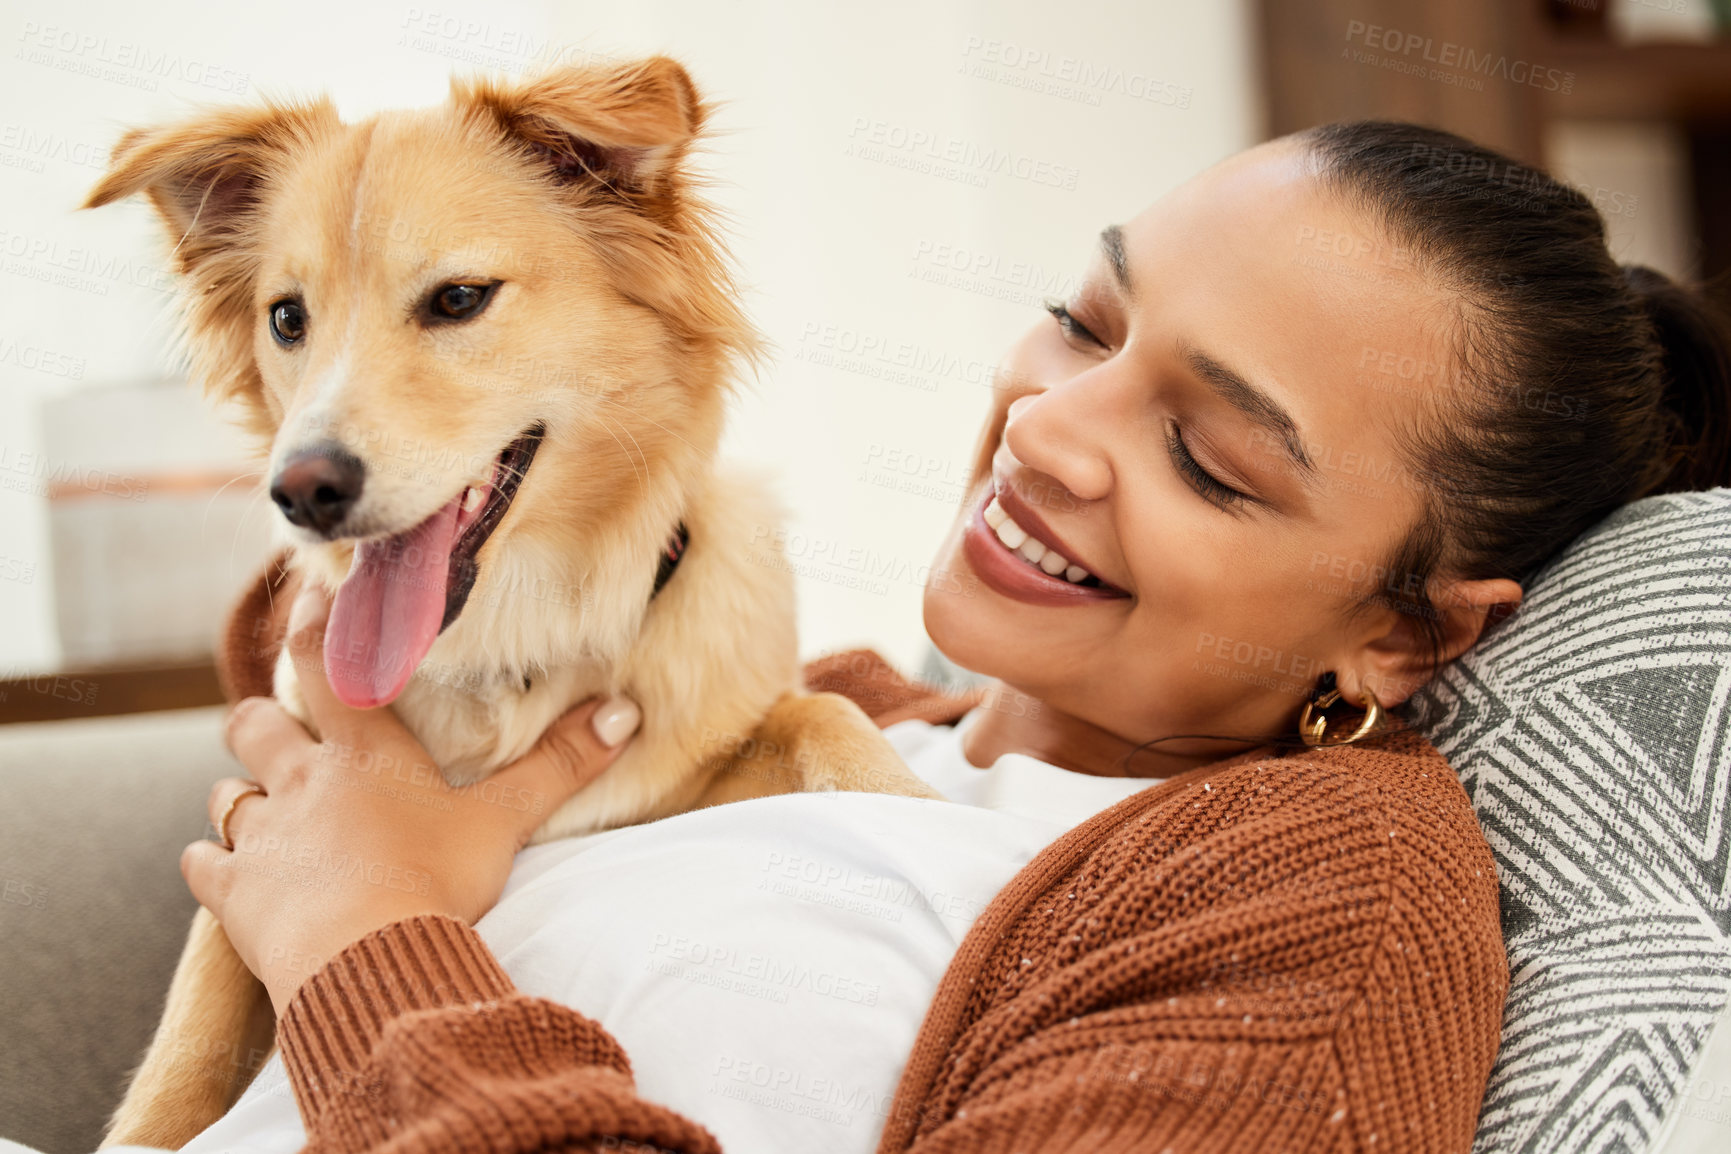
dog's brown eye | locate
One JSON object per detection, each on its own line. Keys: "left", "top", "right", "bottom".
{"left": 427, "top": 282, "right": 498, "bottom": 323}
{"left": 269, "top": 299, "right": 307, "bottom": 345}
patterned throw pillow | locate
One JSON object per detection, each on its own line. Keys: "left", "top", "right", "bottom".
{"left": 1410, "top": 489, "right": 1731, "bottom": 1153}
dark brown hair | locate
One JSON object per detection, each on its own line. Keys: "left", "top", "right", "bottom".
{"left": 1303, "top": 121, "right": 1731, "bottom": 665}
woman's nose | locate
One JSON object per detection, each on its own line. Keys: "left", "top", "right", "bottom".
{"left": 1001, "top": 388, "right": 1113, "bottom": 503}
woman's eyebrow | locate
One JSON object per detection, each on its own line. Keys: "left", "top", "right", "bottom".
{"left": 1180, "top": 343, "right": 1318, "bottom": 482}
{"left": 1100, "top": 225, "right": 1131, "bottom": 296}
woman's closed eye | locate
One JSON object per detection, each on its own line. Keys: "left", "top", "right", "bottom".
{"left": 1043, "top": 297, "right": 1247, "bottom": 510}
{"left": 1166, "top": 422, "right": 1249, "bottom": 511}
{"left": 1044, "top": 298, "right": 1105, "bottom": 349}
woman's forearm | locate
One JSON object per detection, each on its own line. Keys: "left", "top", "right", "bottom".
{"left": 279, "top": 914, "right": 720, "bottom": 1153}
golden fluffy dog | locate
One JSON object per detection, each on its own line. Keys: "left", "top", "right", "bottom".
{"left": 86, "top": 57, "right": 932, "bottom": 1147}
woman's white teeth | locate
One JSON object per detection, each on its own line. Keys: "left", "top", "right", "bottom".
{"left": 985, "top": 495, "right": 1097, "bottom": 585}
{"left": 462, "top": 487, "right": 484, "bottom": 514}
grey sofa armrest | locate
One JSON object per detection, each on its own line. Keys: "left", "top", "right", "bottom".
{"left": 0, "top": 707, "right": 236, "bottom": 1154}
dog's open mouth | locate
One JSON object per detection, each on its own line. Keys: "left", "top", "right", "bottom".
{"left": 324, "top": 425, "right": 544, "bottom": 709}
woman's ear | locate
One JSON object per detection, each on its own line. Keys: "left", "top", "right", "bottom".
{"left": 1338, "top": 576, "right": 1522, "bottom": 707}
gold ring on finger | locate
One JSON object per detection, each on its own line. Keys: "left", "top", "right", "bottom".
{"left": 216, "top": 781, "right": 268, "bottom": 851}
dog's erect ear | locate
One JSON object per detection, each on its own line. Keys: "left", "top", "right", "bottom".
{"left": 82, "top": 101, "right": 336, "bottom": 271}
{"left": 456, "top": 56, "right": 704, "bottom": 194}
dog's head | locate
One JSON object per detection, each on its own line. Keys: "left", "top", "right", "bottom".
{"left": 87, "top": 58, "right": 757, "bottom": 707}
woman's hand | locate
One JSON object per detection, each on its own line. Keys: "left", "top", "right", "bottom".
{"left": 182, "top": 586, "right": 642, "bottom": 1015}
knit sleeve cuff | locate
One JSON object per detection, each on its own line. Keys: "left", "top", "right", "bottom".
{"left": 277, "top": 914, "right": 516, "bottom": 1122}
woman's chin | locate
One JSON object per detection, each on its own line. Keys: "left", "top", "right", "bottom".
{"left": 922, "top": 530, "right": 1039, "bottom": 689}
{"left": 921, "top": 525, "right": 972, "bottom": 660}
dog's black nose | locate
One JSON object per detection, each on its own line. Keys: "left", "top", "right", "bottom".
{"left": 270, "top": 445, "right": 365, "bottom": 535}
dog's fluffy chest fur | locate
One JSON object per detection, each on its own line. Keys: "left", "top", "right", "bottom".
{"left": 274, "top": 465, "right": 802, "bottom": 842}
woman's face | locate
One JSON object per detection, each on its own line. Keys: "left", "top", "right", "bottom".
{"left": 924, "top": 139, "right": 1471, "bottom": 751}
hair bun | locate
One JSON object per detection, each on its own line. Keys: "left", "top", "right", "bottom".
{"left": 1622, "top": 264, "right": 1731, "bottom": 494}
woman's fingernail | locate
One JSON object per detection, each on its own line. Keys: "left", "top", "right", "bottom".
{"left": 591, "top": 695, "right": 642, "bottom": 748}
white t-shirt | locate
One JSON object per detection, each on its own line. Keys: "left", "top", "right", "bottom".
{"left": 174, "top": 711, "right": 1158, "bottom": 1154}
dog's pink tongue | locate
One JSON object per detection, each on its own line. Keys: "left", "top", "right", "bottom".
{"left": 325, "top": 496, "right": 462, "bottom": 708}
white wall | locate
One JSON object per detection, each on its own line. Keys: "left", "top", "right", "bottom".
{"left": 1546, "top": 119, "right": 1699, "bottom": 283}
{"left": 0, "top": 0, "right": 1256, "bottom": 672}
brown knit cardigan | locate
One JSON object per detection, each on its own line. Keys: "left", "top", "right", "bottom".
{"left": 223, "top": 563, "right": 1509, "bottom": 1153}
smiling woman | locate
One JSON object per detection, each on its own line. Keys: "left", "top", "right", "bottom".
{"left": 116, "top": 118, "right": 1731, "bottom": 1154}
{"left": 929, "top": 121, "right": 1730, "bottom": 786}
{"left": 928, "top": 135, "right": 1507, "bottom": 781}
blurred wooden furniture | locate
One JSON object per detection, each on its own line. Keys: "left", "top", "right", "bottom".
{"left": 0, "top": 661, "right": 224, "bottom": 724}
{"left": 1254, "top": 0, "right": 1731, "bottom": 308}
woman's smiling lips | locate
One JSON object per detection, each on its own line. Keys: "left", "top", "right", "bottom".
{"left": 960, "top": 482, "right": 1131, "bottom": 606}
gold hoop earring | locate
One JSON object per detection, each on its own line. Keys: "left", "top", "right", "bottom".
{"left": 1298, "top": 682, "right": 1384, "bottom": 747}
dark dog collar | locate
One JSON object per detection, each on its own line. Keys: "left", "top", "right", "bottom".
{"left": 514, "top": 521, "right": 690, "bottom": 694}
{"left": 652, "top": 522, "right": 689, "bottom": 599}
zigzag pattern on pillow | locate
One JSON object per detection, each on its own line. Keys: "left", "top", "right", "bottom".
{"left": 1412, "top": 489, "right": 1731, "bottom": 1154}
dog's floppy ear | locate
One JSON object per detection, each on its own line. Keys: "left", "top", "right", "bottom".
{"left": 456, "top": 56, "right": 704, "bottom": 195}
{"left": 82, "top": 100, "right": 336, "bottom": 272}
{"left": 82, "top": 101, "right": 334, "bottom": 431}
